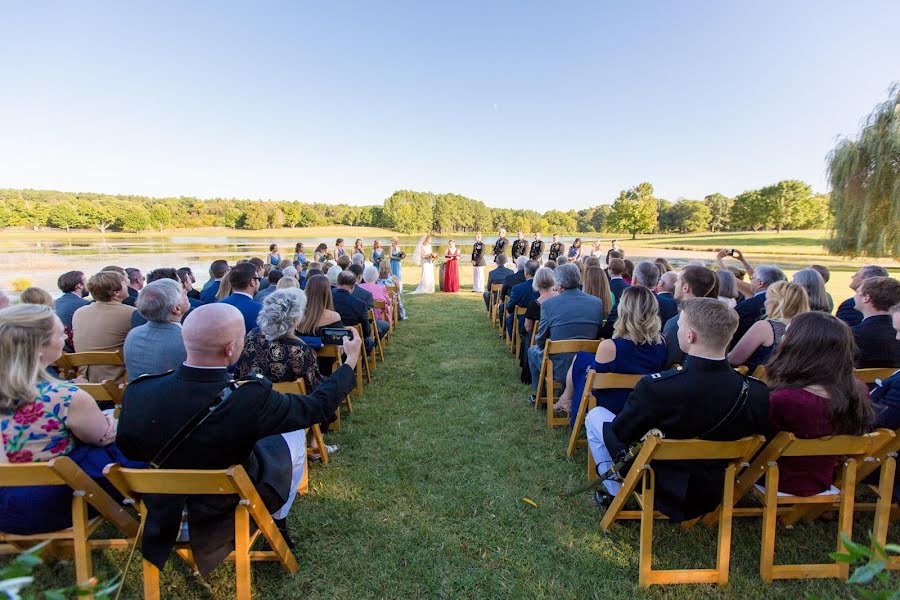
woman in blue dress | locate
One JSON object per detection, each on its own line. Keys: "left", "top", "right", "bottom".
{"left": 294, "top": 242, "right": 307, "bottom": 266}
{"left": 372, "top": 240, "right": 385, "bottom": 266}
{"left": 553, "top": 286, "right": 667, "bottom": 422}
{"left": 568, "top": 238, "right": 583, "bottom": 261}
{"left": 389, "top": 238, "right": 403, "bottom": 281}
{"left": 267, "top": 243, "right": 282, "bottom": 267}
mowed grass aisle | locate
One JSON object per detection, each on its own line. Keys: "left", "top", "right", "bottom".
{"left": 23, "top": 290, "right": 895, "bottom": 598}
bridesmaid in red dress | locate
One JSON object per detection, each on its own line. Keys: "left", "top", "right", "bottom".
{"left": 443, "top": 239, "right": 460, "bottom": 292}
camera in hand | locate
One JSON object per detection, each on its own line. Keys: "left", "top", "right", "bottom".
{"left": 724, "top": 248, "right": 735, "bottom": 256}
{"left": 321, "top": 327, "right": 352, "bottom": 345}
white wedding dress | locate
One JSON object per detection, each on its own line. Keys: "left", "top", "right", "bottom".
{"left": 412, "top": 243, "right": 435, "bottom": 294}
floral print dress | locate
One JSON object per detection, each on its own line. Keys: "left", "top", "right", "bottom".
{"left": 1, "top": 380, "right": 77, "bottom": 463}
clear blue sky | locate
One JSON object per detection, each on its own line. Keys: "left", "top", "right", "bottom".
{"left": 1, "top": 1, "right": 898, "bottom": 211}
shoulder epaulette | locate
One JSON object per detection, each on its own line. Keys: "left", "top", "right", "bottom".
{"left": 647, "top": 365, "right": 684, "bottom": 382}
{"left": 130, "top": 370, "right": 173, "bottom": 383}
{"left": 234, "top": 372, "right": 268, "bottom": 387}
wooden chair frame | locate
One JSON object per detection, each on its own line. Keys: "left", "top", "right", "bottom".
{"left": 351, "top": 324, "right": 372, "bottom": 387}
{"left": 369, "top": 308, "right": 385, "bottom": 364}
{"left": 567, "top": 371, "right": 643, "bottom": 458}
{"left": 0, "top": 458, "right": 140, "bottom": 594}
{"left": 374, "top": 299, "right": 392, "bottom": 338}
{"left": 534, "top": 339, "right": 601, "bottom": 428}
{"left": 103, "top": 464, "right": 298, "bottom": 600}
{"left": 315, "top": 345, "right": 351, "bottom": 431}
{"left": 54, "top": 349, "right": 126, "bottom": 381}
{"left": 76, "top": 379, "right": 125, "bottom": 406}
{"left": 599, "top": 434, "right": 765, "bottom": 587}
{"left": 271, "top": 379, "right": 329, "bottom": 465}
{"left": 855, "top": 367, "right": 898, "bottom": 385}
{"left": 489, "top": 284, "right": 503, "bottom": 327}
{"left": 512, "top": 306, "right": 528, "bottom": 360}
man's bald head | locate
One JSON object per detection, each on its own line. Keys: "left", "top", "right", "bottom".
{"left": 183, "top": 303, "right": 246, "bottom": 367}
{"left": 659, "top": 271, "right": 678, "bottom": 293}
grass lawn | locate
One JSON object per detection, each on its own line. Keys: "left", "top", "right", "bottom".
{"left": 18, "top": 289, "right": 898, "bottom": 598}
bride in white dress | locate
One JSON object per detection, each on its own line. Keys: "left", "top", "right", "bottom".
{"left": 411, "top": 234, "right": 436, "bottom": 294}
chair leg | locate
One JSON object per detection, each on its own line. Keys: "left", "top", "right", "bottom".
{"left": 235, "top": 503, "right": 252, "bottom": 600}
{"left": 143, "top": 560, "right": 161, "bottom": 600}
{"left": 298, "top": 453, "right": 309, "bottom": 496}
{"left": 760, "top": 466, "right": 779, "bottom": 583}
{"left": 566, "top": 393, "right": 590, "bottom": 457}
{"left": 873, "top": 457, "right": 896, "bottom": 554}
{"left": 836, "top": 460, "right": 857, "bottom": 580}
{"left": 715, "top": 464, "right": 736, "bottom": 586}
{"left": 638, "top": 469, "right": 655, "bottom": 588}
{"left": 310, "top": 424, "right": 328, "bottom": 464}
{"left": 71, "top": 493, "right": 93, "bottom": 598}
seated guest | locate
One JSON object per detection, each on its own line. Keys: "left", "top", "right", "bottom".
{"left": 124, "top": 279, "right": 189, "bottom": 380}
{"left": 348, "top": 264, "right": 375, "bottom": 309}
{"left": 622, "top": 259, "right": 634, "bottom": 285}
{"left": 585, "top": 298, "right": 769, "bottom": 515}
{"left": 836, "top": 265, "right": 889, "bottom": 327}
{"left": 255, "top": 269, "right": 283, "bottom": 302}
{"left": 766, "top": 311, "right": 874, "bottom": 495}
{"left": 326, "top": 265, "right": 342, "bottom": 286}
{"left": 483, "top": 254, "right": 514, "bottom": 310}
{"left": 505, "top": 260, "right": 540, "bottom": 338}
{"left": 852, "top": 276, "right": 900, "bottom": 368}
{"left": 298, "top": 274, "right": 344, "bottom": 374}
{"left": 527, "top": 263, "right": 604, "bottom": 400}
{"left": 277, "top": 276, "right": 299, "bottom": 289}
{"left": 332, "top": 270, "right": 374, "bottom": 349}
{"left": 55, "top": 270, "right": 90, "bottom": 349}
{"left": 663, "top": 266, "right": 719, "bottom": 368}
{"left": 337, "top": 255, "right": 351, "bottom": 271}
{"left": 607, "top": 258, "right": 630, "bottom": 304}
{"left": 178, "top": 267, "right": 200, "bottom": 301}
{"left": 376, "top": 261, "right": 406, "bottom": 321}
{"left": 123, "top": 268, "right": 144, "bottom": 307}
{"left": 601, "top": 261, "right": 677, "bottom": 338}
{"left": 117, "top": 304, "right": 360, "bottom": 571}
{"left": 656, "top": 270, "right": 677, "bottom": 301}
{"left": 20, "top": 287, "right": 54, "bottom": 307}
{"left": 200, "top": 260, "right": 230, "bottom": 304}
{"left": 583, "top": 266, "right": 613, "bottom": 321}
{"left": 131, "top": 268, "right": 202, "bottom": 328}
{"left": 0, "top": 304, "right": 142, "bottom": 534}
{"left": 520, "top": 267, "right": 557, "bottom": 384}
{"left": 556, "top": 286, "right": 667, "bottom": 419}
{"left": 731, "top": 265, "right": 786, "bottom": 349}
{"left": 728, "top": 281, "right": 809, "bottom": 375}
{"left": 219, "top": 263, "right": 263, "bottom": 334}
{"left": 792, "top": 268, "right": 830, "bottom": 313}
{"left": 249, "top": 257, "right": 268, "bottom": 292}
{"left": 809, "top": 264, "right": 834, "bottom": 312}
{"left": 655, "top": 257, "right": 673, "bottom": 275}
{"left": 716, "top": 269, "right": 740, "bottom": 308}
{"left": 501, "top": 255, "right": 528, "bottom": 305}
{"left": 177, "top": 270, "right": 204, "bottom": 310}
{"left": 360, "top": 265, "right": 393, "bottom": 327}
{"left": 72, "top": 271, "right": 136, "bottom": 382}
{"left": 871, "top": 303, "right": 900, "bottom": 500}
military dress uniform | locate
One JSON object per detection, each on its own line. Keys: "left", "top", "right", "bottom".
{"left": 511, "top": 238, "right": 528, "bottom": 260}
{"left": 117, "top": 363, "right": 356, "bottom": 575}
{"left": 492, "top": 236, "right": 509, "bottom": 264}
{"left": 471, "top": 241, "right": 486, "bottom": 293}
{"left": 529, "top": 239, "right": 545, "bottom": 261}
{"left": 548, "top": 242, "right": 565, "bottom": 262}
{"left": 585, "top": 355, "right": 769, "bottom": 521}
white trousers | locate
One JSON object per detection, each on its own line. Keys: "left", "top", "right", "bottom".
{"left": 585, "top": 406, "right": 621, "bottom": 496}
{"left": 472, "top": 266, "right": 485, "bottom": 292}
{"left": 272, "top": 429, "right": 307, "bottom": 520}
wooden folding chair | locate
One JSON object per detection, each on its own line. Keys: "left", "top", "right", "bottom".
{"left": 374, "top": 299, "right": 392, "bottom": 338}
{"left": 567, "top": 371, "right": 643, "bottom": 458}
{"left": 76, "top": 379, "right": 126, "bottom": 412}
{"left": 750, "top": 365, "right": 767, "bottom": 383}
{"left": 352, "top": 324, "right": 373, "bottom": 385}
{"left": 54, "top": 349, "right": 126, "bottom": 382}
{"left": 103, "top": 464, "right": 298, "bottom": 600}
{"left": 855, "top": 367, "right": 898, "bottom": 384}
{"left": 534, "top": 339, "right": 601, "bottom": 428}
{"left": 599, "top": 433, "right": 766, "bottom": 587}
{"left": 529, "top": 320, "right": 539, "bottom": 348}
{"left": 369, "top": 308, "right": 385, "bottom": 363}
{"left": 271, "top": 379, "right": 329, "bottom": 465}
{"left": 315, "top": 345, "right": 350, "bottom": 431}
{"left": 0, "top": 458, "right": 140, "bottom": 595}
{"left": 707, "top": 430, "right": 893, "bottom": 582}
{"left": 511, "top": 306, "right": 528, "bottom": 360}
{"left": 489, "top": 284, "right": 503, "bottom": 327}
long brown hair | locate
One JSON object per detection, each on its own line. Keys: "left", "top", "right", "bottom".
{"left": 583, "top": 266, "right": 612, "bottom": 318}
{"left": 766, "top": 312, "right": 873, "bottom": 435}
{"left": 297, "top": 274, "right": 333, "bottom": 335}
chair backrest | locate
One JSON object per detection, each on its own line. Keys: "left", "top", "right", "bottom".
{"left": 0, "top": 462, "right": 68, "bottom": 487}
{"left": 104, "top": 464, "right": 249, "bottom": 498}
{"left": 751, "top": 365, "right": 767, "bottom": 383}
{"left": 651, "top": 436, "right": 767, "bottom": 462}
{"left": 386, "top": 285, "right": 398, "bottom": 295}
{"left": 76, "top": 379, "right": 125, "bottom": 405}
{"left": 545, "top": 339, "right": 602, "bottom": 356}
{"left": 490, "top": 284, "right": 503, "bottom": 294}
{"left": 514, "top": 306, "right": 527, "bottom": 318}
{"left": 775, "top": 430, "right": 893, "bottom": 459}
{"left": 271, "top": 379, "right": 309, "bottom": 395}
{"left": 586, "top": 371, "right": 644, "bottom": 392}
{"left": 374, "top": 299, "right": 387, "bottom": 310}
{"left": 59, "top": 349, "right": 125, "bottom": 368}
{"left": 855, "top": 367, "right": 898, "bottom": 384}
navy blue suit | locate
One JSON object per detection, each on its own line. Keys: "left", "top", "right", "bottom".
{"left": 609, "top": 278, "right": 630, "bottom": 304}
{"left": 852, "top": 315, "right": 900, "bottom": 368}
{"left": 332, "top": 288, "right": 371, "bottom": 342}
{"left": 505, "top": 279, "right": 539, "bottom": 336}
{"left": 656, "top": 292, "right": 678, "bottom": 328}
{"left": 731, "top": 292, "right": 767, "bottom": 349}
{"left": 200, "top": 281, "right": 221, "bottom": 304}
{"left": 219, "top": 293, "right": 263, "bottom": 334}
{"left": 836, "top": 297, "right": 863, "bottom": 327}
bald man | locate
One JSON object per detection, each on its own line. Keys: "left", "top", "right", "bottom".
{"left": 117, "top": 303, "right": 360, "bottom": 576}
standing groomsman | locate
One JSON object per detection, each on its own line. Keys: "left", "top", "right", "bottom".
{"left": 548, "top": 234, "right": 565, "bottom": 262}
{"left": 529, "top": 232, "right": 545, "bottom": 261}
{"left": 511, "top": 231, "right": 528, "bottom": 261}
{"left": 471, "top": 232, "right": 486, "bottom": 293}
{"left": 492, "top": 228, "right": 509, "bottom": 264}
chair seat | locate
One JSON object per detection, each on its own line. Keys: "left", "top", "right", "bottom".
{"left": 754, "top": 483, "right": 840, "bottom": 498}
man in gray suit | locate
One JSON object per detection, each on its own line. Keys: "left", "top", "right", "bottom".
{"left": 124, "top": 278, "right": 190, "bottom": 380}
{"left": 527, "top": 263, "right": 604, "bottom": 400}
{"left": 54, "top": 270, "right": 91, "bottom": 351}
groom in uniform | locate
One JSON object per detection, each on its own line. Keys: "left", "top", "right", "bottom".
{"left": 548, "top": 233, "right": 565, "bottom": 262}
{"left": 471, "top": 232, "right": 486, "bottom": 293}
{"left": 529, "top": 232, "right": 545, "bottom": 261}
{"left": 511, "top": 231, "right": 528, "bottom": 261}
{"left": 492, "top": 228, "right": 509, "bottom": 264}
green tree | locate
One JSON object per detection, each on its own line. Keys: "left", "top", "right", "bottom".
{"left": 669, "top": 200, "right": 712, "bottom": 233}
{"left": 704, "top": 193, "right": 731, "bottom": 231}
{"left": 119, "top": 204, "right": 150, "bottom": 232}
{"left": 729, "top": 190, "right": 768, "bottom": 231}
{"left": 47, "top": 201, "right": 81, "bottom": 232}
{"left": 656, "top": 199, "right": 676, "bottom": 233}
{"left": 827, "top": 84, "right": 899, "bottom": 257}
{"left": 607, "top": 182, "right": 658, "bottom": 239}
{"left": 241, "top": 203, "right": 269, "bottom": 230}
{"left": 760, "top": 180, "right": 812, "bottom": 233}
{"left": 148, "top": 204, "right": 172, "bottom": 231}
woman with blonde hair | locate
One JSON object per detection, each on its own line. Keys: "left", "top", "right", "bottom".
{"left": 277, "top": 276, "right": 299, "bottom": 289}
{"left": 0, "top": 304, "right": 141, "bottom": 534}
{"left": 554, "top": 286, "right": 667, "bottom": 418}
{"left": 20, "top": 287, "right": 54, "bottom": 307}
{"left": 728, "top": 280, "right": 809, "bottom": 374}
{"left": 376, "top": 260, "right": 406, "bottom": 320}
{"left": 582, "top": 265, "right": 613, "bottom": 320}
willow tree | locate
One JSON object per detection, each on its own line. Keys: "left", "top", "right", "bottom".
{"left": 827, "top": 85, "right": 900, "bottom": 258}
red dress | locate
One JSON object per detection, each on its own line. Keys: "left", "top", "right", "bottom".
{"left": 443, "top": 248, "right": 460, "bottom": 292}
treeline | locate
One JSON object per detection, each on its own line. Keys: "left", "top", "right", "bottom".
{"left": 0, "top": 180, "right": 830, "bottom": 236}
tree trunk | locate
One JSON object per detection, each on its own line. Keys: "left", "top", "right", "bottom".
{"left": 631, "top": 231, "right": 637, "bottom": 240}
